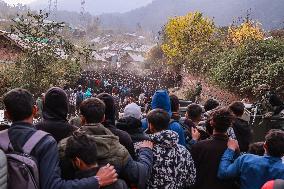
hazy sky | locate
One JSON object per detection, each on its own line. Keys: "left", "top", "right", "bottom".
{"left": 3, "top": 0, "right": 154, "bottom": 15}
{"left": 3, "top": 0, "right": 35, "bottom": 4}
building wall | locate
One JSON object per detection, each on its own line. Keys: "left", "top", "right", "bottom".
{"left": 0, "top": 36, "right": 22, "bottom": 62}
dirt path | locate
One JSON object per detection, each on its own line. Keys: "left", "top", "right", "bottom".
{"left": 174, "top": 74, "right": 244, "bottom": 105}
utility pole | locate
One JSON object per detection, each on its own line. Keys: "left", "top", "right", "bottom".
{"left": 80, "top": 0, "right": 86, "bottom": 24}
{"left": 48, "top": 0, "right": 52, "bottom": 15}
{"left": 53, "top": 0, "right": 58, "bottom": 18}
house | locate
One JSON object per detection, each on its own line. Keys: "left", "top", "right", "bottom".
{"left": 0, "top": 30, "right": 24, "bottom": 63}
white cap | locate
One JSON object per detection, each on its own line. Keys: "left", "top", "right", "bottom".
{"left": 123, "top": 103, "right": 142, "bottom": 120}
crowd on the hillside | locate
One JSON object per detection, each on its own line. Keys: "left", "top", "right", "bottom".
{"left": 1, "top": 69, "right": 284, "bottom": 189}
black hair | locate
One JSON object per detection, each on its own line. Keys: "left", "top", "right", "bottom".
{"left": 3, "top": 88, "right": 34, "bottom": 122}
{"left": 170, "top": 95, "right": 179, "bottom": 112}
{"left": 248, "top": 142, "right": 265, "bottom": 156}
{"left": 147, "top": 109, "right": 170, "bottom": 132}
{"left": 265, "top": 129, "right": 284, "bottom": 157}
{"left": 229, "top": 101, "right": 245, "bottom": 117}
{"left": 65, "top": 132, "right": 98, "bottom": 165}
{"left": 80, "top": 98, "right": 105, "bottom": 123}
{"left": 186, "top": 103, "right": 203, "bottom": 122}
{"left": 210, "top": 107, "right": 234, "bottom": 133}
{"left": 204, "top": 99, "right": 220, "bottom": 112}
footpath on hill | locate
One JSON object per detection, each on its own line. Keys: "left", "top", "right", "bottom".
{"left": 174, "top": 74, "right": 244, "bottom": 105}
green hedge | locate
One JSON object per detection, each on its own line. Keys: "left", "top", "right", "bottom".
{"left": 210, "top": 39, "right": 284, "bottom": 95}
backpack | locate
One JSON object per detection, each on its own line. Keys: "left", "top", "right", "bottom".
{"left": 0, "top": 130, "right": 49, "bottom": 189}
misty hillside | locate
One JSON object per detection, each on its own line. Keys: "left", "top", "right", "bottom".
{"left": 99, "top": 0, "right": 284, "bottom": 32}
{"left": 30, "top": 0, "right": 153, "bottom": 15}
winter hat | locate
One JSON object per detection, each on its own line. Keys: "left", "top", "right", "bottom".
{"left": 43, "top": 87, "right": 69, "bottom": 121}
{"left": 123, "top": 103, "right": 142, "bottom": 120}
{"left": 97, "top": 93, "right": 116, "bottom": 125}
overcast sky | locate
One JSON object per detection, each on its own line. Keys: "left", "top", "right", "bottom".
{"left": 3, "top": 0, "right": 153, "bottom": 14}
{"left": 3, "top": 0, "right": 35, "bottom": 4}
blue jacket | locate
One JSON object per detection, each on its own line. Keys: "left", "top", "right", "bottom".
{"left": 142, "top": 90, "right": 186, "bottom": 146}
{"left": 8, "top": 122, "right": 99, "bottom": 189}
{"left": 218, "top": 149, "right": 284, "bottom": 189}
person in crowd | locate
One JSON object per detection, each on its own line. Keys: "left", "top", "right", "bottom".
{"left": 84, "top": 88, "right": 92, "bottom": 99}
{"left": 65, "top": 133, "right": 128, "bottom": 189}
{"left": 116, "top": 103, "right": 150, "bottom": 153}
{"left": 229, "top": 101, "right": 252, "bottom": 152}
{"left": 142, "top": 90, "right": 186, "bottom": 146}
{"left": 76, "top": 85, "right": 84, "bottom": 113}
{"left": 60, "top": 97, "right": 153, "bottom": 189}
{"left": 68, "top": 89, "right": 77, "bottom": 118}
{"left": 2, "top": 88, "right": 117, "bottom": 189}
{"left": 97, "top": 93, "right": 136, "bottom": 158}
{"left": 36, "top": 93, "right": 44, "bottom": 120}
{"left": 170, "top": 94, "right": 181, "bottom": 121}
{"left": 146, "top": 109, "right": 196, "bottom": 189}
{"left": 184, "top": 103, "right": 210, "bottom": 145}
{"left": 204, "top": 99, "right": 220, "bottom": 113}
{"left": 218, "top": 129, "right": 284, "bottom": 189}
{"left": 262, "top": 180, "right": 284, "bottom": 189}
{"left": 248, "top": 142, "right": 265, "bottom": 156}
{"left": 190, "top": 108, "right": 237, "bottom": 189}
{"left": 36, "top": 87, "right": 78, "bottom": 143}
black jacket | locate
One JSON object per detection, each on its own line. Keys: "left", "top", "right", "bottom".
{"left": 116, "top": 117, "right": 150, "bottom": 143}
{"left": 104, "top": 120, "right": 136, "bottom": 159}
{"left": 232, "top": 118, "right": 252, "bottom": 153}
{"left": 36, "top": 121, "right": 77, "bottom": 143}
{"left": 36, "top": 87, "right": 78, "bottom": 142}
{"left": 8, "top": 122, "right": 99, "bottom": 189}
{"left": 190, "top": 134, "right": 238, "bottom": 189}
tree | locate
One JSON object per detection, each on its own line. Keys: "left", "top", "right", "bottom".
{"left": 1, "top": 11, "right": 81, "bottom": 96}
{"left": 228, "top": 20, "right": 264, "bottom": 46}
{"left": 161, "top": 12, "right": 217, "bottom": 73}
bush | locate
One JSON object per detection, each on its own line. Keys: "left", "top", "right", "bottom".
{"left": 211, "top": 39, "right": 284, "bottom": 95}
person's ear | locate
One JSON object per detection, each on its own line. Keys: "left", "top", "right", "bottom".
{"left": 4, "top": 110, "right": 11, "bottom": 121}
{"left": 149, "top": 123, "right": 155, "bottom": 134}
{"left": 72, "top": 157, "right": 82, "bottom": 170}
{"left": 80, "top": 115, "right": 86, "bottom": 126}
{"left": 101, "top": 114, "right": 105, "bottom": 123}
{"left": 263, "top": 141, "right": 268, "bottom": 153}
{"left": 210, "top": 119, "right": 214, "bottom": 128}
{"left": 32, "top": 105, "right": 38, "bottom": 118}
{"left": 185, "top": 112, "right": 188, "bottom": 119}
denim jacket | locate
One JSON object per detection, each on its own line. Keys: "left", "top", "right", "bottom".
{"left": 218, "top": 149, "right": 284, "bottom": 189}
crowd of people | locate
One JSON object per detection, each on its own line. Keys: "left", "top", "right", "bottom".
{"left": 1, "top": 68, "right": 284, "bottom": 189}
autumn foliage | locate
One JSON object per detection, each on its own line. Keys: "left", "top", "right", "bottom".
{"left": 158, "top": 11, "right": 284, "bottom": 96}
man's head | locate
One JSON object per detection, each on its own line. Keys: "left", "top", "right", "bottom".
{"left": 186, "top": 103, "right": 203, "bottom": 122}
{"left": 3, "top": 88, "right": 36, "bottom": 122}
{"left": 80, "top": 98, "right": 105, "bottom": 124}
{"left": 204, "top": 99, "right": 219, "bottom": 112}
{"left": 97, "top": 93, "right": 116, "bottom": 125}
{"left": 170, "top": 95, "right": 180, "bottom": 112}
{"left": 264, "top": 129, "right": 284, "bottom": 157}
{"left": 65, "top": 132, "right": 98, "bottom": 171}
{"left": 43, "top": 87, "right": 69, "bottom": 121}
{"left": 210, "top": 107, "right": 234, "bottom": 133}
{"left": 147, "top": 109, "right": 170, "bottom": 133}
{"left": 229, "top": 101, "right": 245, "bottom": 117}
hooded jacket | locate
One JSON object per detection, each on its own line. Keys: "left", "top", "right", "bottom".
{"left": 59, "top": 123, "right": 153, "bottom": 189}
{"left": 84, "top": 88, "right": 92, "bottom": 99}
{"left": 36, "top": 87, "right": 77, "bottom": 143}
{"left": 147, "top": 130, "right": 196, "bottom": 189}
{"left": 97, "top": 93, "right": 136, "bottom": 158}
{"left": 142, "top": 90, "right": 186, "bottom": 146}
{"left": 116, "top": 117, "right": 150, "bottom": 144}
